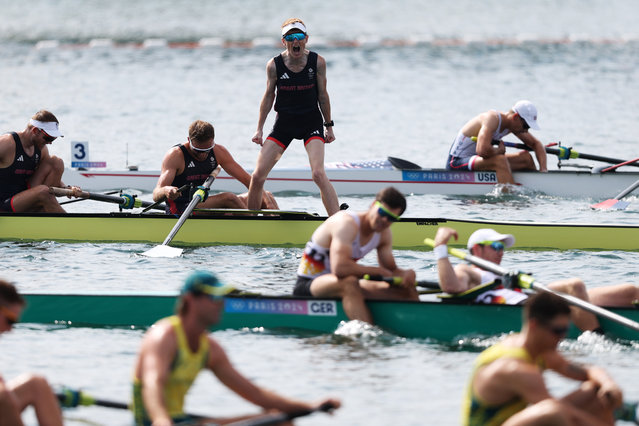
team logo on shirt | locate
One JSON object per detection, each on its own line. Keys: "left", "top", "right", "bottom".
{"left": 280, "top": 73, "right": 290, "bottom": 79}
{"left": 187, "top": 161, "right": 195, "bottom": 168}
{"left": 16, "top": 155, "right": 24, "bottom": 162}
{"left": 307, "top": 68, "right": 315, "bottom": 80}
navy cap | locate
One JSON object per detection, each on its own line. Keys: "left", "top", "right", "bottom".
{"left": 180, "top": 271, "right": 235, "bottom": 299}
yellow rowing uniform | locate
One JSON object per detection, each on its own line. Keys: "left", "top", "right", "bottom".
{"left": 132, "top": 315, "right": 210, "bottom": 425}
{"left": 461, "top": 342, "right": 545, "bottom": 426}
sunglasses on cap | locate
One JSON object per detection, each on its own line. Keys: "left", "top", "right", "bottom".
{"left": 375, "top": 201, "right": 401, "bottom": 222}
{"left": 0, "top": 305, "right": 18, "bottom": 326}
{"left": 283, "top": 33, "right": 306, "bottom": 42}
{"left": 38, "top": 128, "right": 57, "bottom": 143}
{"left": 479, "top": 241, "right": 505, "bottom": 252}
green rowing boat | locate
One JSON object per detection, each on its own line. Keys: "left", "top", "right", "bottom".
{"left": 2, "top": 212, "right": 639, "bottom": 251}
{"left": 21, "top": 293, "right": 639, "bottom": 342}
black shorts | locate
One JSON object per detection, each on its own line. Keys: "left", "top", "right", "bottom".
{"left": 267, "top": 110, "right": 325, "bottom": 150}
{"left": 0, "top": 197, "right": 14, "bottom": 212}
{"left": 293, "top": 276, "right": 314, "bottom": 296}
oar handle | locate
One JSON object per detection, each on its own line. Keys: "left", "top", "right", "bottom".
{"left": 49, "top": 187, "right": 89, "bottom": 198}
{"left": 226, "top": 401, "right": 337, "bottom": 426}
{"left": 57, "top": 388, "right": 207, "bottom": 419}
{"left": 49, "top": 187, "right": 162, "bottom": 210}
{"left": 142, "top": 183, "right": 191, "bottom": 213}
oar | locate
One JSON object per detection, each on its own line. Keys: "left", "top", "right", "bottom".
{"left": 49, "top": 187, "right": 164, "bottom": 211}
{"left": 60, "top": 190, "right": 120, "bottom": 205}
{"left": 56, "top": 388, "right": 206, "bottom": 419}
{"left": 363, "top": 274, "right": 441, "bottom": 289}
{"left": 142, "top": 166, "right": 221, "bottom": 258}
{"left": 423, "top": 238, "right": 639, "bottom": 333}
{"left": 501, "top": 141, "right": 639, "bottom": 168}
{"left": 141, "top": 183, "right": 191, "bottom": 213}
{"left": 225, "top": 401, "right": 337, "bottom": 426}
{"left": 597, "top": 157, "right": 639, "bottom": 173}
{"left": 590, "top": 178, "right": 639, "bottom": 210}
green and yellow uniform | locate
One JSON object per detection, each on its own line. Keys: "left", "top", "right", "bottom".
{"left": 462, "top": 343, "right": 545, "bottom": 426}
{"left": 132, "top": 315, "right": 210, "bottom": 425}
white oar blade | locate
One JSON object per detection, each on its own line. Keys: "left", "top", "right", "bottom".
{"left": 142, "top": 244, "right": 184, "bottom": 258}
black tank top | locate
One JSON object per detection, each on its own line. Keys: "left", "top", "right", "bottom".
{"left": 165, "top": 144, "right": 218, "bottom": 214}
{"left": 0, "top": 132, "right": 41, "bottom": 199}
{"left": 273, "top": 51, "right": 319, "bottom": 115}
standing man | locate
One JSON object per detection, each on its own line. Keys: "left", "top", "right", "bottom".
{"left": 132, "top": 270, "right": 339, "bottom": 425}
{"left": 249, "top": 18, "right": 340, "bottom": 216}
{"left": 0, "top": 110, "right": 79, "bottom": 213}
{"left": 433, "top": 227, "right": 639, "bottom": 332}
{"left": 0, "top": 279, "right": 64, "bottom": 426}
{"left": 463, "top": 292, "right": 627, "bottom": 425}
{"left": 446, "top": 100, "right": 547, "bottom": 184}
{"left": 153, "top": 120, "right": 278, "bottom": 215}
{"left": 295, "top": 187, "right": 419, "bottom": 324}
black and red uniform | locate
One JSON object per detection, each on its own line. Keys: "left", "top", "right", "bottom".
{"left": 266, "top": 51, "right": 325, "bottom": 149}
{"left": 165, "top": 144, "right": 218, "bottom": 215}
{"left": 0, "top": 133, "right": 41, "bottom": 212}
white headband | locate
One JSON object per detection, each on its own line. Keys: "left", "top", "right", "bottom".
{"left": 29, "top": 119, "right": 64, "bottom": 137}
{"left": 281, "top": 22, "right": 307, "bottom": 36}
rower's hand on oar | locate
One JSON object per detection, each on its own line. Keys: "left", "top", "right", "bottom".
{"left": 162, "top": 185, "right": 183, "bottom": 201}
{"left": 63, "top": 185, "right": 83, "bottom": 199}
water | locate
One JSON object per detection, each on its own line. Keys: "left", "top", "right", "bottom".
{"left": 2, "top": 1, "right": 639, "bottom": 424}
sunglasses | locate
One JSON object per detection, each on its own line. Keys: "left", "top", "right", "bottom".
{"left": 283, "top": 32, "right": 306, "bottom": 42}
{"left": 0, "top": 305, "right": 18, "bottom": 326}
{"left": 542, "top": 322, "right": 569, "bottom": 337}
{"left": 519, "top": 116, "right": 530, "bottom": 131}
{"left": 189, "top": 138, "right": 214, "bottom": 153}
{"left": 479, "top": 241, "right": 505, "bottom": 252}
{"left": 38, "top": 128, "right": 57, "bottom": 143}
{"left": 375, "top": 201, "right": 401, "bottom": 222}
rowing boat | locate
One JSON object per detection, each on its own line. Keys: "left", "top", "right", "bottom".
{"left": 2, "top": 212, "right": 638, "bottom": 250}
{"left": 63, "top": 159, "right": 639, "bottom": 198}
{"left": 20, "top": 292, "right": 639, "bottom": 341}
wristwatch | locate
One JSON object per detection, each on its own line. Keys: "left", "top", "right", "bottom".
{"left": 323, "top": 120, "right": 334, "bottom": 127}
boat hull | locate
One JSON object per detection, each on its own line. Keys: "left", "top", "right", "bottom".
{"left": 63, "top": 167, "right": 639, "bottom": 198}
{"left": 21, "top": 293, "right": 639, "bottom": 341}
{"left": 2, "top": 212, "right": 639, "bottom": 251}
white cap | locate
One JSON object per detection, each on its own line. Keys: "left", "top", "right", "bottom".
{"left": 29, "top": 119, "right": 64, "bottom": 137}
{"left": 281, "top": 22, "right": 307, "bottom": 36}
{"left": 467, "top": 228, "right": 515, "bottom": 250}
{"left": 512, "top": 100, "right": 540, "bottom": 130}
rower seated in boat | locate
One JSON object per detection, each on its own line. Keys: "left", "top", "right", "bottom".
{"left": 433, "top": 227, "right": 639, "bottom": 333}
{"left": 445, "top": 100, "right": 547, "bottom": 185}
{"left": 153, "top": 120, "right": 278, "bottom": 215}
{"left": 132, "top": 270, "right": 339, "bottom": 426}
{"left": 0, "top": 110, "right": 82, "bottom": 213}
{"left": 294, "top": 187, "right": 419, "bottom": 324}
{"left": 0, "top": 279, "right": 64, "bottom": 425}
{"left": 463, "top": 292, "right": 632, "bottom": 426}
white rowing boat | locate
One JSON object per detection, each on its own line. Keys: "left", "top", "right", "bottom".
{"left": 62, "top": 157, "right": 639, "bottom": 198}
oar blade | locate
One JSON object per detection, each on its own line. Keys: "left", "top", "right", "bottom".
{"left": 590, "top": 199, "right": 631, "bottom": 210}
{"left": 142, "top": 244, "right": 183, "bottom": 258}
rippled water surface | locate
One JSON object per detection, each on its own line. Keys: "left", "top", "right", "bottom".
{"left": 2, "top": 1, "right": 639, "bottom": 424}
